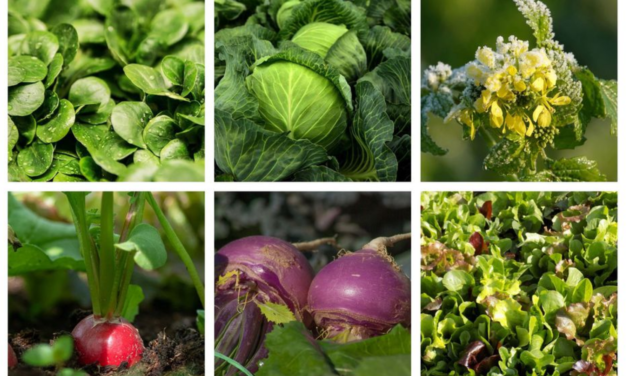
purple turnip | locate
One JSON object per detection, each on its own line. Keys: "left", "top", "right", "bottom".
{"left": 308, "top": 234, "right": 411, "bottom": 342}
{"left": 215, "top": 236, "right": 315, "bottom": 374}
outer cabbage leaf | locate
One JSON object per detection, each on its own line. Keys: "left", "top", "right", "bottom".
{"left": 338, "top": 81, "right": 397, "bottom": 181}
{"left": 278, "top": 0, "right": 368, "bottom": 40}
{"left": 215, "top": 109, "right": 328, "bottom": 181}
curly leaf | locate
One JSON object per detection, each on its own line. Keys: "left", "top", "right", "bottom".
{"left": 215, "top": 110, "right": 328, "bottom": 181}
{"left": 483, "top": 135, "right": 526, "bottom": 176}
{"left": 599, "top": 79, "right": 617, "bottom": 135}
{"left": 546, "top": 157, "right": 606, "bottom": 182}
{"left": 514, "top": 0, "right": 555, "bottom": 44}
{"left": 339, "top": 81, "right": 397, "bottom": 181}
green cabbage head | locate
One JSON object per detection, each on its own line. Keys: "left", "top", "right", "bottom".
{"left": 291, "top": 22, "right": 366, "bottom": 81}
{"left": 277, "top": 0, "right": 302, "bottom": 29}
{"left": 246, "top": 51, "right": 351, "bottom": 150}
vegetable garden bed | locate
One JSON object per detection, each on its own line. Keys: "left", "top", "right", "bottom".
{"left": 421, "top": 192, "right": 618, "bottom": 375}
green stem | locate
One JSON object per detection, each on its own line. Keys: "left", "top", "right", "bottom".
{"left": 65, "top": 193, "right": 101, "bottom": 316}
{"left": 100, "top": 192, "right": 116, "bottom": 319}
{"left": 214, "top": 351, "right": 253, "bottom": 376}
{"left": 114, "top": 255, "right": 136, "bottom": 317}
{"left": 114, "top": 192, "right": 146, "bottom": 317}
{"left": 147, "top": 193, "right": 205, "bottom": 308}
{"left": 479, "top": 126, "right": 498, "bottom": 148}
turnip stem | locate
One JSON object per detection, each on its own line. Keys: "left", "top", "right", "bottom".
{"left": 65, "top": 192, "right": 101, "bottom": 316}
{"left": 100, "top": 192, "right": 116, "bottom": 318}
{"left": 147, "top": 193, "right": 205, "bottom": 308}
{"left": 292, "top": 237, "right": 338, "bottom": 251}
{"left": 362, "top": 233, "right": 411, "bottom": 253}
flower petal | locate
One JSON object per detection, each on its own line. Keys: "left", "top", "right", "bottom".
{"left": 550, "top": 96, "right": 571, "bottom": 106}
{"left": 490, "top": 102, "right": 504, "bottom": 128}
{"left": 531, "top": 77, "right": 545, "bottom": 92}
{"left": 533, "top": 105, "right": 544, "bottom": 122}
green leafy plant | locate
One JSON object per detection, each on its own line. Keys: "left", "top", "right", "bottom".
{"left": 421, "top": 192, "right": 617, "bottom": 375}
{"left": 8, "top": 0, "right": 205, "bottom": 182}
{"left": 256, "top": 321, "right": 410, "bottom": 376}
{"left": 421, "top": 0, "right": 617, "bottom": 182}
{"left": 9, "top": 192, "right": 206, "bottom": 369}
{"left": 214, "top": 0, "right": 411, "bottom": 182}
{"left": 21, "top": 335, "right": 87, "bottom": 376}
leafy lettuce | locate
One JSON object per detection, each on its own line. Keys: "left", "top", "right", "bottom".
{"left": 421, "top": 192, "right": 617, "bottom": 376}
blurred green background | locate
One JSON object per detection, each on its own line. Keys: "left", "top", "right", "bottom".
{"left": 421, "top": 0, "right": 617, "bottom": 182}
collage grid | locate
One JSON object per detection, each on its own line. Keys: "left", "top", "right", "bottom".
{"left": 0, "top": 0, "right": 624, "bottom": 375}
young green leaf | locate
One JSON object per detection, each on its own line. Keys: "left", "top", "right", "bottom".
{"left": 9, "top": 82, "right": 46, "bottom": 116}
{"left": 256, "top": 302, "right": 297, "bottom": 324}
{"left": 115, "top": 223, "right": 167, "bottom": 270}
{"left": 36, "top": 99, "right": 76, "bottom": 143}
{"left": 111, "top": 101, "right": 153, "bottom": 148}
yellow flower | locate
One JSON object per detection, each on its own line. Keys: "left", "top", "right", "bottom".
{"left": 490, "top": 102, "right": 504, "bottom": 128}
{"left": 466, "top": 63, "right": 485, "bottom": 84}
{"left": 519, "top": 50, "right": 550, "bottom": 78}
{"left": 530, "top": 76, "right": 545, "bottom": 92}
{"left": 533, "top": 105, "right": 552, "bottom": 127}
{"left": 485, "top": 74, "right": 502, "bottom": 92}
{"left": 476, "top": 47, "right": 495, "bottom": 68}
{"left": 511, "top": 39, "right": 528, "bottom": 57}
{"left": 475, "top": 90, "right": 492, "bottom": 113}
{"left": 507, "top": 65, "right": 518, "bottom": 76}
{"left": 545, "top": 70, "right": 557, "bottom": 88}
{"left": 549, "top": 95, "right": 571, "bottom": 106}
{"left": 460, "top": 109, "right": 476, "bottom": 140}
{"left": 445, "top": 106, "right": 476, "bottom": 140}
{"left": 513, "top": 77, "right": 527, "bottom": 92}
{"left": 505, "top": 113, "right": 526, "bottom": 136}
{"left": 525, "top": 117, "right": 535, "bottom": 136}
{"left": 519, "top": 63, "right": 536, "bottom": 79}
{"left": 497, "top": 85, "right": 515, "bottom": 101}
{"left": 521, "top": 50, "right": 550, "bottom": 68}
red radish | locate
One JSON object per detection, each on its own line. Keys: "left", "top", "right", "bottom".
{"left": 8, "top": 344, "right": 17, "bottom": 368}
{"left": 308, "top": 234, "right": 411, "bottom": 342}
{"left": 72, "top": 315, "right": 144, "bottom": 367}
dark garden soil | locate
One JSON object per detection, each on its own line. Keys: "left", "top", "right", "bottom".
{"left": 9, "top": 299, "right": 204, "bottom": 376}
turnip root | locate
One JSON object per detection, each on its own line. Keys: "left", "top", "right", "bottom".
{"left": 215, "top": 236, "right": 315, "bottom": 374}
{"left": 308, "top": 234, "right": 411, "bottom": 342}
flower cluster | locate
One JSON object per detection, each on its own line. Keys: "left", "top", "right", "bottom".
{"left": 446, "top": 36, "right": 571, "bottom": 140}
{"left": 422, "top": 62, "right": 453, "bottom": 93}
